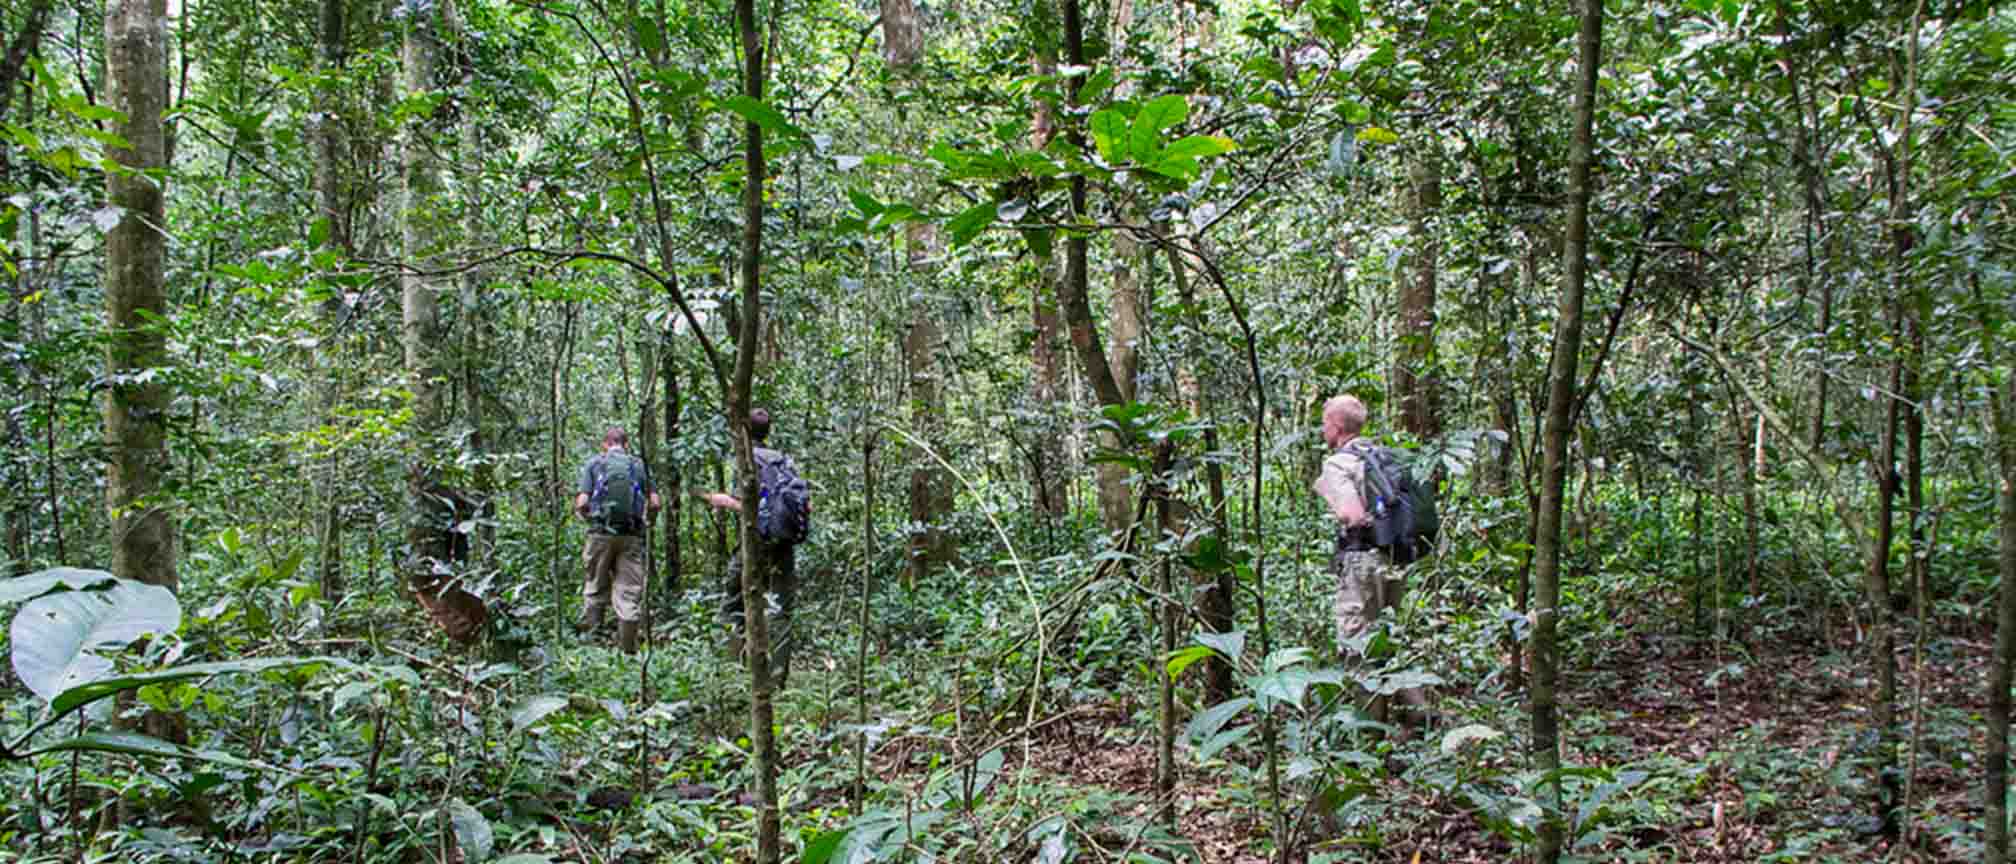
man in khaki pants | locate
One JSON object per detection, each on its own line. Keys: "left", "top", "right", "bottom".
{"left": 574, "top": 427, "right": 661, "bottom": 653}
{"left": 1313, "top": 394, "right": 1430, "bottom": 727}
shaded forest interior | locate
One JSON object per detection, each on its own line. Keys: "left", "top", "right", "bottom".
{"left": 1, "top": 0, "right": 2014, "bottom": 862}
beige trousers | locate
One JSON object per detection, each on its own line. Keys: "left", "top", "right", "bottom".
{"left": 581, "top": 532, "right": 647, "bottom": 623}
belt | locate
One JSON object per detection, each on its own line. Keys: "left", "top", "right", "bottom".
{"left": 1336, "top": 528, "right": 1379, "bottom": 553}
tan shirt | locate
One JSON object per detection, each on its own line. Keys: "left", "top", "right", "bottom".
{"left": 1314, "top": 445, "right": 1371, "bottom": 528}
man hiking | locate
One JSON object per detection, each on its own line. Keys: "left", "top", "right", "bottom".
{"left": 574, "top": 426, "right": 662, "bottom": 654}
{"left": 695, "top": 408, "right": 811, "bottom": 687}
{"left": 1313, "top": 394, "right": 1433, "bottom": 727}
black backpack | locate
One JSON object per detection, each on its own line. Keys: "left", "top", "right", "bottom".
{"left": 754, "top": 448, "right": 811, "bottom": 545}
{"left": 590, "top": 454, "right": 648, "bottom": 536}
{"left": 1348, "top": 441, "right": 1440, "bottom": 566}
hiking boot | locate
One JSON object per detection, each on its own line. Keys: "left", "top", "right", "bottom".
{"left": 577, "top": 602, "right": 607, "bottom": 636}
{"left": 617, "top": 619, "right": 640, "bottom": 655}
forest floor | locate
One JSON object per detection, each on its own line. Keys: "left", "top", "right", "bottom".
{"left": 969, "top": 628, "right": 1990, "bottom": 863}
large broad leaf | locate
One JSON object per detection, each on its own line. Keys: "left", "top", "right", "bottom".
{"left": 1184, "top": 696, "right": 1252, "bottom": 744}
{"left": 720, "top": 96, "right": 805, "bottom": 141}
{"left": 510, "top": 695, "right": 569, "bottom": 734}
{"left": 800, "top": 828, "right": 850, "bottom": 864}
{"left": 447, "top": 798, "right": 494, "bottom": 863}
{"left": 0, "top": 567, "right": 117, "bottom": 604}
{"left": 1129, "top": 95, "right": 1189, "bottom": 162}
{"left": 23, "top": 731, "right": 272, "bottom": 773}
{"left": 1194, "top": 629, "right": 1246, "bottom": 663}
{"left": 946, "top": 200, "right": 998, "bottom": 247}
{"left": 52, "top": 656, "right": 346, "bottom": 716}
{"left": 12, "top": 579, "right": 180, "bottom": 704}
{"left": 1089, "top": 109, "right": 1128, "bottom": 163}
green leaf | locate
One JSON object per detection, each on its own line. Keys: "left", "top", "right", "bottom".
{"left": 1089, "top": 109, "right": 1127, "bottom": 163}
{"left": 800, "top": 828, "right": 849, "bottom": 864}
{"left": 846, "top": 188, "right": 883, "bottom": 217}
{"left": 0, "top": 567, "right": 116, "bottom": 604}
{"left": 1195, "top": 724, "right": 1254, "bottom": 761}
{"left": 448, "top": 798, "right": 494, "bottom": 863}
{"left": 1185, "top": 696, "right": 1252, "bottom": 744}
{"left": 510, "top": 695, "right": 569, "bottom": 734}
{"left": 11, "top": 580, "right": 180, "bottom": 704}
{"left": 720, "top": 96, "right": 804, "bottom": 140}
{"left": 24, "top": 731, "right": 265, "bottom": 770}
{"left": 1160, "top": 135, "right": 1237, "bottom": 162}
{"left": 1356, "top": 126, "right": 1400, "bottom": 145}
{"left": 946, "top": 200, "right": 998, "bottom": 247}
{"left": 1194, "top": 629, "right": 1246, "bottom": 662}
{"left": 634, "top": 15, "right": 666, "bottom": 61}
{"left": 1129, "top": 95, "right": 1189, "bottom": 162}
{"left": 51, "top": 657, "right": 346, "bottom": 716}
{"left": 307, "top": 217, "right": 331, "bottom": 250}
{"left": 492, "top": 856, "right": 555, "bottom": 864}
{"left": 1165, "top": 645, "right": 1215, "bottom": 679}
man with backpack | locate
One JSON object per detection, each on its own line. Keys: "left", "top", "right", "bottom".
{"left": 695, "top": 408, "right": 811, "bottom": 686}
{"left": 1313, "top": 394, "right": 1436, "bottom": 725}
{"left": 574, "top": 427, "right": 662, "bottom": 654}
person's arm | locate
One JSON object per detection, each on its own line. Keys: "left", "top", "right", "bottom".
{"left": 1313, "top": 453, "right": 1368, "bottom": 526}
{"left": 692, "top": 490, "right": 740, "bottom": 511}
{"left": 573, "top": 492, "right": 590, "bottom": 519}
{"left": 639, "top": 459, "right": 663, "bottom": 515}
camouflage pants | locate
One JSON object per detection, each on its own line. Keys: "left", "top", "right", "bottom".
{"left": 1333, "top": 547, "right": 1429, "bottom": 719}
{"left": 1333, "top": 548, "right": 1403, "bottom": 650}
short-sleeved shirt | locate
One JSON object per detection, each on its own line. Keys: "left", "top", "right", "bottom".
{"left": 1315, "top": 443, "right": 1371, "bottom": 530}
{"left": 579, "top": 449, "right": 655, "bottom": 535}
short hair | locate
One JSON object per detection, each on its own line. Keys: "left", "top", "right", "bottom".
{"left": 749, "top": 408, "right": 771, "bottom": 443}
{"left": 602, "top": 426, "right": 630, "bottom": 447}
{"left": 1323, "top": 395, "right": 1368, "bottom": 436}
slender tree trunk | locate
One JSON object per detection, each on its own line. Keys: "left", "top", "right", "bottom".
{"left": 313, "top": 0, "right": 349, "bottom": 604}
{"left": 731, "top": 0, "right": 780, "bottom": 855}
{"left": 904, "top": 225, "right": 954, "bottom": 584}
{"left": 1152, "top": 441, "right": 1177, "bottom": 826}
{"left": 1864, "top": 303, "right": 1905, "bottom": 836}
{"left": 105, "top": 0, "right": 176, "bottom": 591}
{"left": 1860, "top": 5, "right": 1922, "bottom": 835}
{"left": 1988, "top": 359, "right": 2015, "bottom": 864}
{"left": 1166, "top": 230, "right": 1234, "bottom": 703}
{"left": 1532, "top": 2, "right": 1602, "bottom": 860}
{"left": 1397, "top": 148, "right": 1441, "bottom": 442}
{"left": 662, "top": 349, "right": 681, "bottom": 595}
{"left": 1026, "top": 37, "right": 1068, "bottom": 518}
{"left": 1059, "top": 0, "right": 1123, "bottom": 415}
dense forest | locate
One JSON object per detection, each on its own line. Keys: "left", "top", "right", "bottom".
{"left": 2, "top": 0, "right": 2014, "bottom": 860}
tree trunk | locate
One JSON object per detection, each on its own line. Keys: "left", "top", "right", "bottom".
{"left": 662, "top": 350, "right": 681, "bottom": 596}
{"left": 1988, "top": 363, "right": 2016, "bottom": 864}
{"left": 1026, "top": 40, "right": 1068, "bottom": 518}
{"left": 731, "top": 0, "right": 781, "bottom": 854}
{"left": 400, "top": 0, "right": 482, "bottom": 641}
{"left": 1059, "top": 0, "right": 1123, "bottom": 415}
{"left": 1094, "top": 222, "right": 1145, "bottom": 534}
{"left": 105, "top": 0, "right": 176, "bottom": 591}
{"left": 312, "top": 0, "right": 349, "bottom": 604}
{"left": 1532, "top": 1, "right": 1601, "bottom": 860}
{"left": 904, "top": 224, "right": 955, "bottom": 584}
{"left": 879, "top": 0, "right": 922, "bottom": 69}
{"left": 1397, "top": 148, "right": 1441, "bottom": 442}
{"left": 1166, "top": 229, "right": 1234, "bottom": 703}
